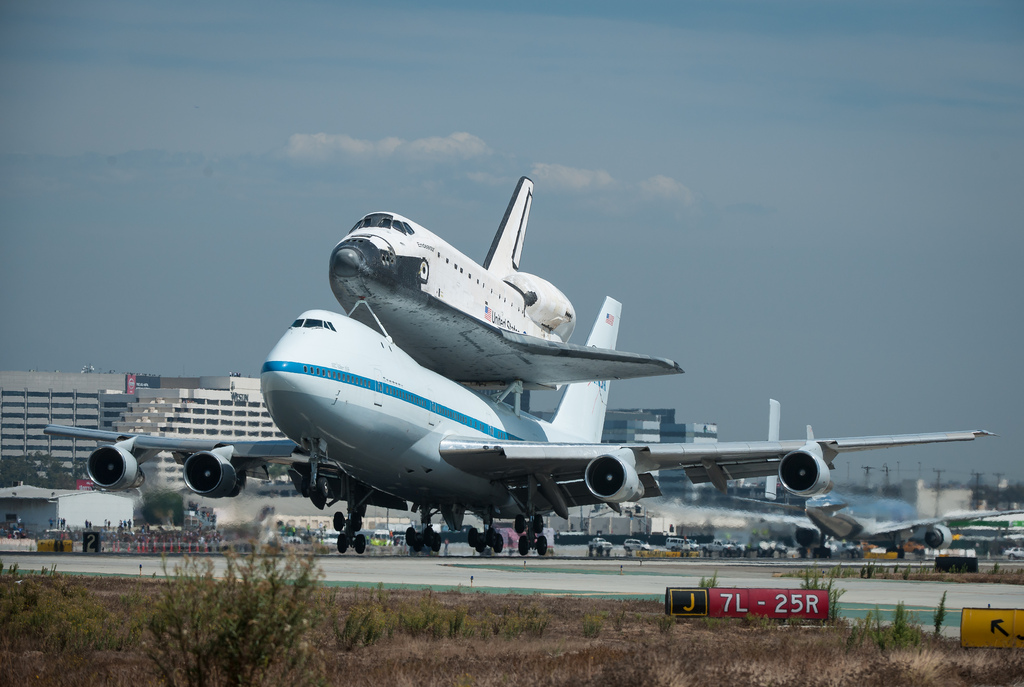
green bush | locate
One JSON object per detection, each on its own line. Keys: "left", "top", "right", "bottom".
{"left": 582, "top": 611, "right": 606, "bottom": 638}
{"left": 698, "top": 571, "right": 720, "bottom": 588}
{"left": 800, "top": 564, "right": 846, "bottom": 624}
{"left": 933, "top": 591, "right": 947, "bottom": 636}
{"left": 146, "top": 551, "right": 323, "bottom": 687}
{"left": 847, "top": 603, "right": 922, "bottom": 652}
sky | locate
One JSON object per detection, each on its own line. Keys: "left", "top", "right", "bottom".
{"left": 1, "top": 1, "right": 1022, "bottom": 485}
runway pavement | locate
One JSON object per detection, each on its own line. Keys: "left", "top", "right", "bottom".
{"left": 6, "top": 552, "right": 1023, "bottom": 636}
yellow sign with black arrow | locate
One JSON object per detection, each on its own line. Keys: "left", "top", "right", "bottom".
{"left": 961, "top": 608, "right": 1024, "bottom": 648}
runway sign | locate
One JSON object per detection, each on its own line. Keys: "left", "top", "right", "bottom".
{"left": 666, "top": 588, "right": 708, "bottom": 616}
{"left": 83, "top": 530, "right": 101, "bottom": 553}
{"left": 961, "top": 608, "right": 1024, "bottom": 648}
{"left": 666, "top": 588, "right": 829, "bottom": 620}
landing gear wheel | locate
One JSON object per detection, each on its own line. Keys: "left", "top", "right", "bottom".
{"left": 337, "top": 534, "right": 348, "bottom": 554}
{"left": 535, "top": 535, "right": 548, "bottom": 556}
{"left": 467, "top": 528, "right": 479, "bottom": 549}
{"left": 430, "top": 531, "right": 442, "bottom": 553}
{"left": 492, "top": 534, "right": 504, "bottom": 554}
{"left": 350, "top": 512, "right": 363, "bottom": 532}
{"left": 354, "top": 534, "right": 366, "bottom": 555}
{"left": 410, "top": 532, "right": 424, "bottom": 553}
{"left": 474, "top": 536, "right": 487, "bottom": 554}
{"left": 532, "top": 514, "right": 544, "bottom": 533}
{"left": 333, "top": 512, "right": 346, "bottom": 532}
{"left": 514, "top": 514, "right": 526, "bottom": 534}
{"left": 518, "top": 535, "right": 530, "bottom": 556}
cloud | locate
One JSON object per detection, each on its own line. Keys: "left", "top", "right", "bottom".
{"left": 639, "top": 174, "right": 693, "bottom": 205}
{"left": 284, "top": 132, "right": 488, "bottom": 162}
{"left": 529, "top": 163, "right": 614, "bottom": 191}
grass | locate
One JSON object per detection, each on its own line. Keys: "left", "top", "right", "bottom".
{"left": 780, "top": 563, "right": 1024, "bottom": 585}
{"left": 799, "top": 565, "right": 847, "bottom": 624}
{"left": 2, "top": 555, "right": 1024, "bottom": 686}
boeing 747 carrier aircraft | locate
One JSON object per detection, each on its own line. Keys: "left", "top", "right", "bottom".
{"left": 46, "top": 298, "right": 992, "bottom": 556}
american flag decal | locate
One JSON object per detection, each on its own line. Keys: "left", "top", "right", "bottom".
{"left": 605, "top": 313, "right": 615, "bottom": 325}
{"left": 485, "top": 306, "right": 492, "bottom": 322}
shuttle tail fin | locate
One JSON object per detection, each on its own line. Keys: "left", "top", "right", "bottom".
{"left": 549, "top": 297, "right": 621, "bottom": 443}
{"left": 483, "top": 176, "right": 533, "bottom": 275}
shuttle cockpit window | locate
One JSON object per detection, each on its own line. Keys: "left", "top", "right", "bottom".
{"left": 348, "top": 213, "right": 414, "bottom": 236}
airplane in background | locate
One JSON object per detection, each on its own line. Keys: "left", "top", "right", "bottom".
{"left": 46, "top": 297, "right": 993, "bottom": 556}
{"left": 744, "top": 400, "right": 1015, "bottom": 557}
{"left": 327, "top": 176, "right": 682, "bottom": 402}
{"left": 770, "top": 491, "right": 1024, "bottom": 558}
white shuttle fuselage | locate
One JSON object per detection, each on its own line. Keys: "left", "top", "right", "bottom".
{"left": 331, "top": 211, "right": 573, "bottom": 342}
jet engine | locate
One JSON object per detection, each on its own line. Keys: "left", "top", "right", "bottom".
{"left": 922, "top": 524, "right": 953, "bottom": 550}
{"left": 183, "top": 447, "right": 245, "bottom": 498}
{"left": 795, "top": 527, "right": 819, "bottom": 548}
{"left": 503, "top": 272, "right": 576, "bottom": 341}
{"left": 777, "top": 443, "right": 832, "bottom": 497}
{"left": 584, "top": 449, "right": 644, "bottom": 503}
{"left": 87, "top": 440, "right": 145, "bottom": 490}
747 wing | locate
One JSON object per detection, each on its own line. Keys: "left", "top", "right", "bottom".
{"left": 438, "top": 429, "right": 993, "bottom": 517}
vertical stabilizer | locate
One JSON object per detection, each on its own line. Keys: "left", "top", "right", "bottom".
{"left": 483, "top": 176, "right": 533, "bottom": 275}
{"left": 549, "top": 297, "right": 621, "bottom": 443}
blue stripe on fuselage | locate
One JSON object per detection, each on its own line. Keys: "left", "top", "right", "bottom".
{"left": 261, "top": 360, "right": 521, "bottom": 441}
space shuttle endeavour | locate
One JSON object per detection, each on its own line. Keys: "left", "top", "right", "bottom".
{"left": 329, "top": 177, "right": 682, "bottom": 389}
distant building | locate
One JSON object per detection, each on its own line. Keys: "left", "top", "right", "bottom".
{"left": 1, "top": 371, "right": 127, "bottom": 465}
{"left": 0, "top": 485, "right": 134, "bottom": 536}
{"left": 114, "top": 376, "right": 285, "bottom": 484}
{"left": 1, "top": 371, "right": 285, "bottom": 487}
{"left": 601, "top": 408, "right": 717, "bottom": 500}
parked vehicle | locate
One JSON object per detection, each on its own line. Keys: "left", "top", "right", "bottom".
{"left": 1004, "top": 546, "right": 1024, "bottom": 560}
{"left": 756, "top": 540, "right": 788, "bottom": 558}
{"left": 588, "top": 537, "right": 614, "bottom": 557}
{"left": 702, "top": 539, "right": 727, "bottom": 556}
{"left": 665, "top": 537, "right": 698, "bottom": 553}
{"left": 623, "top": 538, "right": 652, "bottom": 553}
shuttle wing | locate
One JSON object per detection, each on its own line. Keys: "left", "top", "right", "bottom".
{"left": 349, "top": 295, "right": 682, "bottom": 387}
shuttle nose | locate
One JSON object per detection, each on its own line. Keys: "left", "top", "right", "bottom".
{"left": 331, "top": 245, "right": 365, "bottom": 279}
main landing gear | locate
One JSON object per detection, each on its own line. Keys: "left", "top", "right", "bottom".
{"left": 466, "top": 525, "right": 504, "bottom": 554}
{"left": 510, "top": 513, "right": 547, "bottom": 556}
{"left": 405, "top": 506, "right": 445, "bottom": 554}
{"left": 333, "top": 509, "right": 366, "bottom": 554}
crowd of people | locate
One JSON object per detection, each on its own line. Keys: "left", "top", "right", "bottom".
{"left": 1, "top": 518, "right": 27, "bottom": 539}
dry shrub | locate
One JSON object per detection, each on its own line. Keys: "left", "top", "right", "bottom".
{"left": 4, "top": 564, "right": 1024, "bottom": 687}
{"left": 146, "top": 551, "right": 323, "bottom": 687}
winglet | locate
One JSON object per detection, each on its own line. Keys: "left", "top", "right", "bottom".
{"left": 765, "top": 399, "right": 781, "bottom": 501}
{"left": 768, "top": 399, "right": 780, "bottom": 442}
{"left": 483, "top": 176, "right": 533, "bottom": 275}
